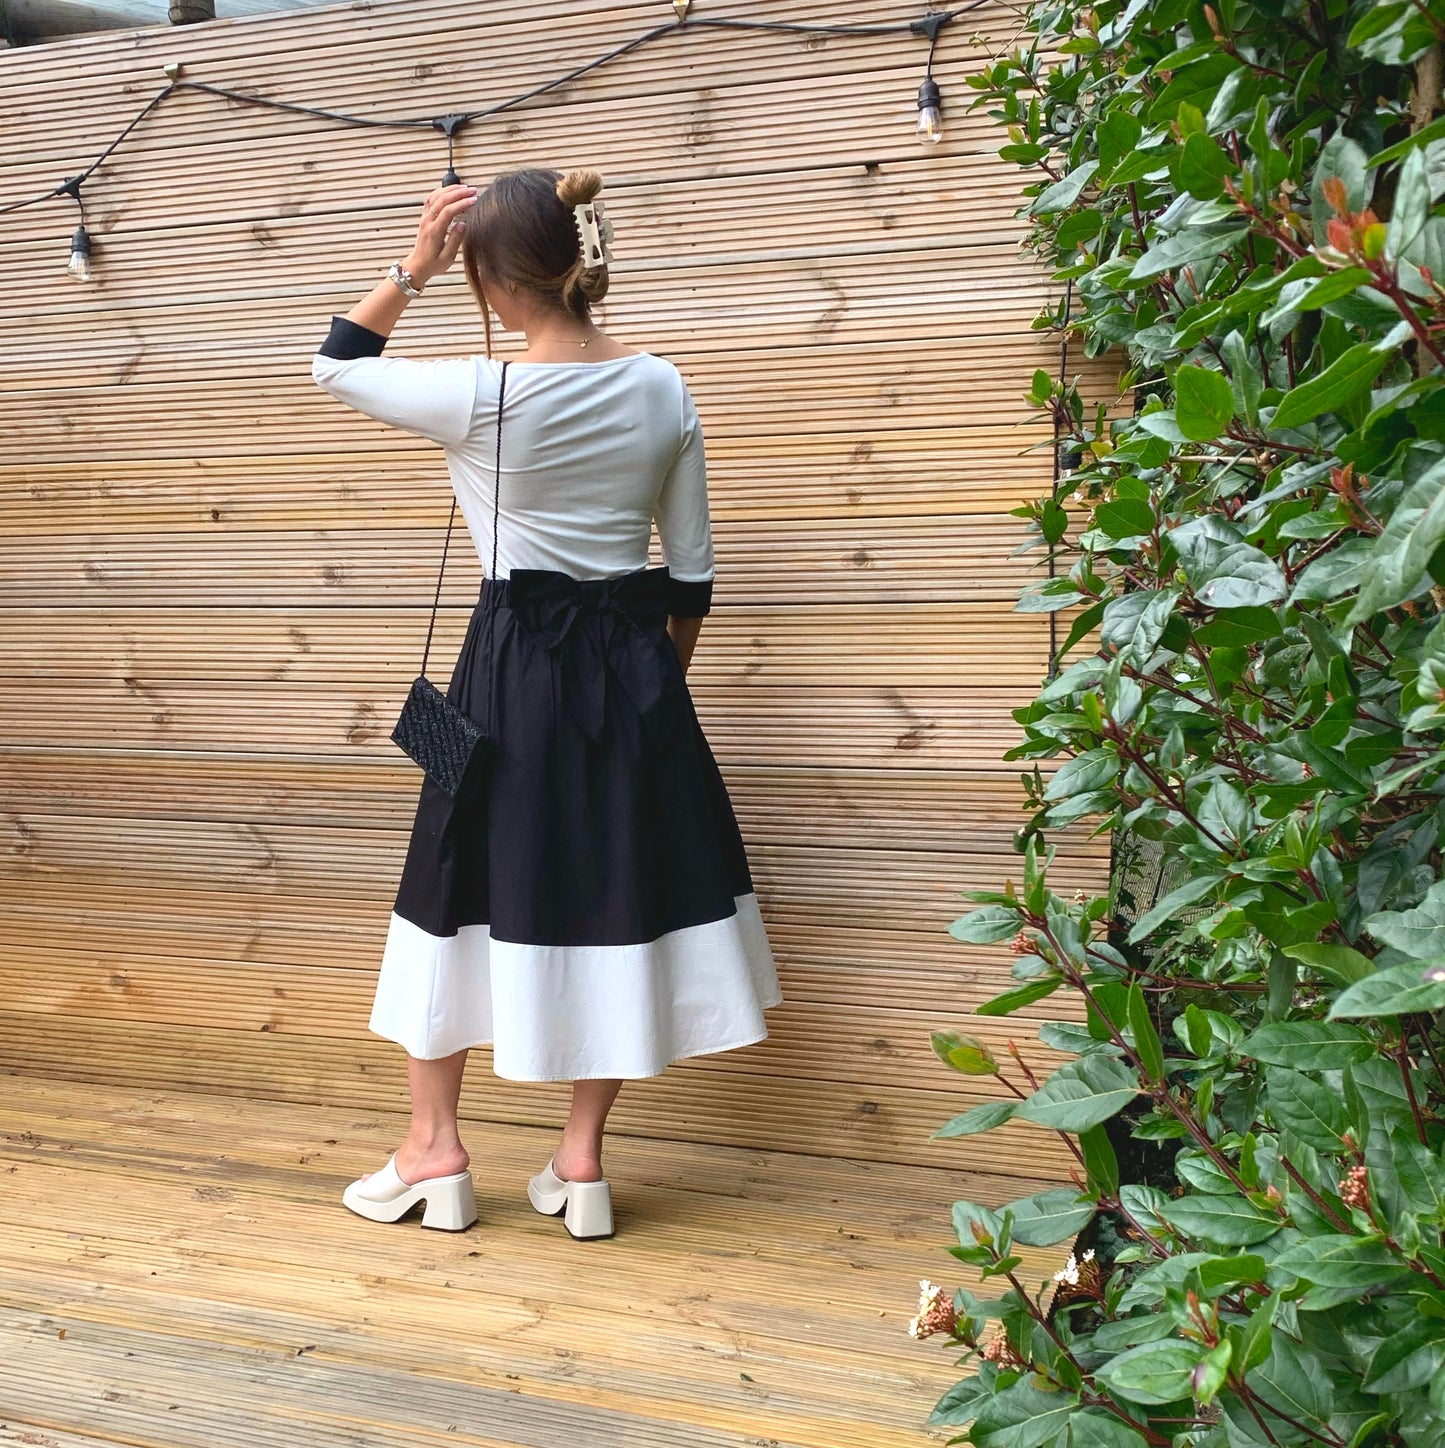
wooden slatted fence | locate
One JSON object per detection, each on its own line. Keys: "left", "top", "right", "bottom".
{"left": 0, "top": 0, "right": 1118, "bottom": 1178}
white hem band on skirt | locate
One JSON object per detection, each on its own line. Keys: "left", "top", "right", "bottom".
{"left": 369, "top": 890, "right": 783, "bottom": 1079}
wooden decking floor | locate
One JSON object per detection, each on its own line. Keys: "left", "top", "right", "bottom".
{"left": 0, "top": 1073, "right": 1063, "bottom": 1447}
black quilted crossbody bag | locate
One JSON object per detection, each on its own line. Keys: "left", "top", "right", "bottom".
{"left": 390, "top": 358, "right": 509, "bottom": 800}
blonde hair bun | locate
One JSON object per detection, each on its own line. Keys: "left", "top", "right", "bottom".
{"left": 556, "top": 168, "right": 604, "bottom": 209}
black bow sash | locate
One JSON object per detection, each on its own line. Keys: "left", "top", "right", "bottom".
{"left": 505, "top": 565, "right": 688, "bottom": 748}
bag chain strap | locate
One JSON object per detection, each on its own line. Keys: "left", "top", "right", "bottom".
{"left": 418, "top": 361, "right": 509, "bottom": 740}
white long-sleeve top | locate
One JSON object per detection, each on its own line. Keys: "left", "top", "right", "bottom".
{"left": 310, "top": 315, "right": 716, "bottom": 617}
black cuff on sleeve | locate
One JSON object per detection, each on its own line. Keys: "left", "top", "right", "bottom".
{"left": 316, "top": 314, "right": 388, "bottom": 360}
{"left": 666, "top": 574, "right": 714, "bottom": 618}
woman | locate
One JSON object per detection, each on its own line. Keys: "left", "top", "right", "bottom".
{"left": 310, "top": 167, "right": 782, "bottom": 1239}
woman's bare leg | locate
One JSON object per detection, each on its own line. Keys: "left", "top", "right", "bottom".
{"left": 553, "top": 1078, "right": 623, "bottom": 1181}
{"left": 360, "top": 1049, "right": 471, "bottom": 1184}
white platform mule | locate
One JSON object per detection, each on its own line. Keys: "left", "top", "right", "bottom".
{"left": 527, "top": 1155, "right": 615, "bottom": 1239}
{"left": 342, "top": 1151, "right": 478, "bottom": 1231}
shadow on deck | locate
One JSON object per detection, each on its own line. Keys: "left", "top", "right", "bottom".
{"left": 0, "top": 1072, "right": 1066, "bottom": 1446}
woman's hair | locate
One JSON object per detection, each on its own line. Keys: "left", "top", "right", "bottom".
{"left": 461, "top": 166, "right": 611, "bottom": 357}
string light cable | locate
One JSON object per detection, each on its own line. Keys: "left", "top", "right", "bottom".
{"left": 0, "top": 1, "right": 989, "bottom": 278}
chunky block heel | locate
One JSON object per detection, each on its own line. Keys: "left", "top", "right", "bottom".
{"left": 342, "top": 1152, "right": 478, "bottom": 1232}
{"left": 527, "top": 1156, "right": 615, "bottom": 1239}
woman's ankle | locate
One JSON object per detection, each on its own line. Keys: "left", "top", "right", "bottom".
{"left": 554, "top": 1132, "right": 604, "bottom": 1182}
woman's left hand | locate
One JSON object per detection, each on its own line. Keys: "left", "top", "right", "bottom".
{"left": 403, "top": 183, "right": 478, "bottom": 285}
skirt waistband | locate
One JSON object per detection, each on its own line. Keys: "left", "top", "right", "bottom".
{"left": 477, "top": 563, "right": 671, "bottom": 609}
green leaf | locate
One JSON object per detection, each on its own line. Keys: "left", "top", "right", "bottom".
{"left": 1369, "top": 1126, "right": 1445, "bottom": 1217}
{"left": 1173, "top": 131, "right": 1234, "bottom": 201}
{"left": 1127, "top": 590, "right": 1180, "bottom": 669}
{"left": 1079, "top": 1123, "right": 1120, "bottom": 1198}
{"left": 952, "top": 1198, "right": 1003, "bottom": 1247}
{"left": 969, "top": 1377, "right": 1080, "bottom": 1448}
{"left": 1282, "top": 942, "right": 1375, "bottom": 986}
{"left": 1386, "top": 147, "right": 1433, "bottom": 264}
{"left": 1095, "top": 1338, "right": 1205, "bottom": 1405}
{"left": 934, "top": 1099, "right": 1017, "bottom": 1140}
{"left": 1266, "top": 1066, "right": 1349, "bottom": 1152}
{"left": 1015, "top": 1054, "right": 1141, "bottom": 1133}
{"left": 1168, "top": 515, "right": 1287, "bottom": 608}
{"left": 1273, "top": 1235, "right": 1411, "bottom": 1290}
{"left": 1129, "top": 224, "right": 1249, "bottom": 281}
{"left": 1067, "top": 1411, "right": 1148, "bottom": 1448}
{"left": 949, "top": 905, "right": 1023, "bottom": 944}
{"left": 1174, "top": 362, "right": 1235, "bottom": 440}
{"left": 1004, "top": 1187, "right": 1097, "bottom": 1247}
{"left": 1363, "top": 1313, "right": 1445, "bottom": 1392}
{"left": 1095, "top": 497, "right": 1156, "bottom": 539}
{"left": 1126, "top": 874, "right": 1219, "bottom": 943}
{"left": 1044, "top": 747, "right": 1119, "bottom": 801}
{"left": 928, "top": 1373, "right": 991, "bottom": 1426}
{"left": 1031, "top": 160, "right": 1100, "bottom": 217}
{"left": 1231, "top": 1297, "right": 1275, "bottom": 1376}
{"left": 1327, "top": 960, "right": 1445, "bottom": 1018}
{"left": 930, "top": 1031, "right": 1000, "bottom": 1076}
{"left": 1364, "top": 880, "right": 1445, "bottom": 957}
{"left": 1271, "top": 342, "right": 1390, "bottom": 430}
{"left": 1247, "top": 1332, "right": 1334, "bottom": 1433}
{"left": 1126, "top": 984, "right": 1166, "bottom": 1081}
{"left": 1345, "top": 462, "right": 1445, "bottom": 622}
{"left": 1239, "top": 1022, "right": 1376, "bottom": 1071}
{"left": 1196, "top": 1254, "right": 1268, "bottom": 1294}
{"left": 1194, "top": 606, "right": 1282, "bottom": 647}
{"left": 976, "top": 978, "right": 1063, "bottom": 1016}
{"left": 1156, "top": 1192, "right": 1284, "bottom": 1246}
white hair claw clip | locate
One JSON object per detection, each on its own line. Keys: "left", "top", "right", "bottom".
{"left": 573, "top": 198, "right": 615, "bottom": 270}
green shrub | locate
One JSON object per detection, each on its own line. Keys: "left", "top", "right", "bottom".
{"left": 915, "top": 2, "right": 1445, "bottom": 1445}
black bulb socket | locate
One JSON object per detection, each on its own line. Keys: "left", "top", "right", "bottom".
{"left": 70, "top": 224, "right": 92, "bottom": 256}
{"left": 917, "top": 75, "right": 942, "bottom": 111}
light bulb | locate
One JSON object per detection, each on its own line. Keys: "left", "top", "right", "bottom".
{"left": 916, "top": 76, "right": 943, "bottom": 145}
{"left": 68, "top": 224, "right": 93, "bottom": 283}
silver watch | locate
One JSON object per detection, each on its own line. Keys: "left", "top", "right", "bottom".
{"left": 387, "top": 260, "right": 424, "bottom": 298}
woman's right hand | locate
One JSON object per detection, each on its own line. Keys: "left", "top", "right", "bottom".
{"left": 403, "top": 183, "right": 478, "bottom": 285}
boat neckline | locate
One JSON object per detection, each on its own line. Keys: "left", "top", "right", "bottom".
{"left": 476, "top": 351, "right": 654, "bottom": 368}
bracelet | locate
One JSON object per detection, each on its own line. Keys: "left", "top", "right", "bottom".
{"left": 387, "top": 260, "right": 424, "bottom": 298}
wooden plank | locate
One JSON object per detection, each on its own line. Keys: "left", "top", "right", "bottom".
{"left": 0, "top": 519, "right": 1056, "bottom": 604}
{"left": 0, "top": 754, "right": 1079, "bottom": 842}
{"left": 0, "top": 1073, "right": 1064, "bottom": 1448}
{"left": 0, "top": 1017, "right": 1073, "bottom": 1175}
{"left": 0, "top": 879, "right": 1097, "bottom": 1012}
{"left": 0, "top": 0, "right": 1110, "bottom": 1176}
{"left": 0, "top": 684, "right": 1038, "bottom": 766}
{"left": 0, "top": 604, "right": 1053, "bottom": 683}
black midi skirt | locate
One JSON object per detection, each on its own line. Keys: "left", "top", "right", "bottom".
{"left": 368, "top": 562, "right": 783, "bottom": 1079}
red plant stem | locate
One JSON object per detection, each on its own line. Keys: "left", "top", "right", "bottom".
{"left": 1237, "top": 1376, "right": 1347, "bottom": 1448}
{"left": 1284, "top": 528, "right": 1351, "bottom": 584}
{"left": 1396, "top": 1037, "right": 1430, "bottom": 1146}
{"left": 999, "top": 1070, "right": 1089, "bottom": 1171}
{"left": 1102, "top": 732, "right": 1234, "bottom": 854}
{"left": 1100, "top": 1193, "right": 1171, "bottom": 1258}
{"left": 1233, "top": 1381, "right": 1287, "bottom": 1447}
{"left": 1118, "top": 661, "right": 1270, "bottom": 741}
{"left": 1278, "top": 1154, "right": 1353, "bottom": 1233}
